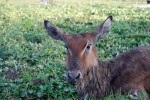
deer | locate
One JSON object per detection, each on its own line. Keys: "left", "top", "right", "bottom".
{"left": 44, "top": 16, "right": 150, "bottom": 99}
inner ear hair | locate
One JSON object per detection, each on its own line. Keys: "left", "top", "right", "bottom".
{"left": 93, "top": 16, "right": 113, "bottom": 41}
{"left": 44, "top": 20, "right": 67, "bottom": 41}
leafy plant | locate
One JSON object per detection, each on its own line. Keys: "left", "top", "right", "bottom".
{"left": 0, "top": 0, "right": 149, "bottom": 99}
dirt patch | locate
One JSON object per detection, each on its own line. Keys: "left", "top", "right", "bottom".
{"left": 145, "top": 27, "right": 150, "bottom": 31}
{"left": 39, "top": 0, "right": 53, "bottom": 5}
{"left": 32, "top": 78, "right": 45, "bottom": 85}
{"left": 5, "top": 70, "right": 21, "bottom": 80}
{"left": 136, "top": 4, "right": 150, "bottom": 8}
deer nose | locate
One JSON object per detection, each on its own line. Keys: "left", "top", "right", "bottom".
{"left": 66, "top": 71, "right": 82, "bottom": 85}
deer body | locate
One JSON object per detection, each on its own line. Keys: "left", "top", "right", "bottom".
{"left": 76, "top": 46, "right": 150, "bottom": 99}
{"left": 44, "top": 16, "right": 150, "bottom": 99}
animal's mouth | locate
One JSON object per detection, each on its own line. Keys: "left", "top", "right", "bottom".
{"left": 67, "top": 78, "right": 81, "bottom": 86}
{"left": 66, "top": 70, "right": 83, "bottom": 85}
{"left": 70, "top": 81, "right": 76, "bottom": 86}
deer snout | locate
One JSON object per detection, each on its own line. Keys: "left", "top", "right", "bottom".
{"left": 66, "top": 70, "right": 82, "bottom": 85}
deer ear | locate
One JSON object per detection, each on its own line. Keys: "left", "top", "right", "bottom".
{"left": 44, "top": 20, "right": 67, "bottom": 41}
{"left": 93, "top": 16, "right": 112, "bottom": 41}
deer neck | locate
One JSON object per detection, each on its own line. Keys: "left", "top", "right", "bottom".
{"left": 75, "top": 60, "right": 111, "bottom": 98}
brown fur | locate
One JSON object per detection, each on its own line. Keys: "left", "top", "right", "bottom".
{"left": 44, "top": 16, "right": 150, "bottom": 99}
{"left": 76, "top": 46, "right": 150, "bottom": 99}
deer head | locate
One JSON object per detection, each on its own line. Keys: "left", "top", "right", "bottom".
{"left": 44, "top": 16, "right": 112, "bottom": 85}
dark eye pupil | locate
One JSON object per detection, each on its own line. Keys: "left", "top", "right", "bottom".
{"left": 86, "top": 45, "right": 91, "bottom": 50}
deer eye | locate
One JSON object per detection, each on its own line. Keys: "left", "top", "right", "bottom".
{"left": 86, "top": 44, "right": 92, "bottom": 50}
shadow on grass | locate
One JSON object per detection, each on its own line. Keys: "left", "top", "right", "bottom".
{"left": 23, "top": 33, "right": 45, "bottom": 44}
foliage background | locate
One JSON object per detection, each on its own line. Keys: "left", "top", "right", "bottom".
{"left": 0, "top": 0, "right": 150, "bottom": 99}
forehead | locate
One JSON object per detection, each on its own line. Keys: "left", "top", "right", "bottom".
{"left": 65, "top": 33, "right": 93, "bottom": 44}
{"left": 64, "top": 33, "right": 95, "bottom": 53}
{"left": 65, "top": 33, "right": 91, "bottom": 47}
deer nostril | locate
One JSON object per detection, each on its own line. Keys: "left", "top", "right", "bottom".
{"left": 76, "top": 73, "right": 80, "bottom": 79}
{"left": 66, "top": 71, "right": 82, "bottom": 85}
{"left": 67, "top": 72, "right": 72, "bottom": 79}
{"left": 67, "top": 71, "right": 82, "bottom": 80}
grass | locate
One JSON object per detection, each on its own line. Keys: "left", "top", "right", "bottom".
{"left": 0, "top": 0, "right": 150, "bottom": 99}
